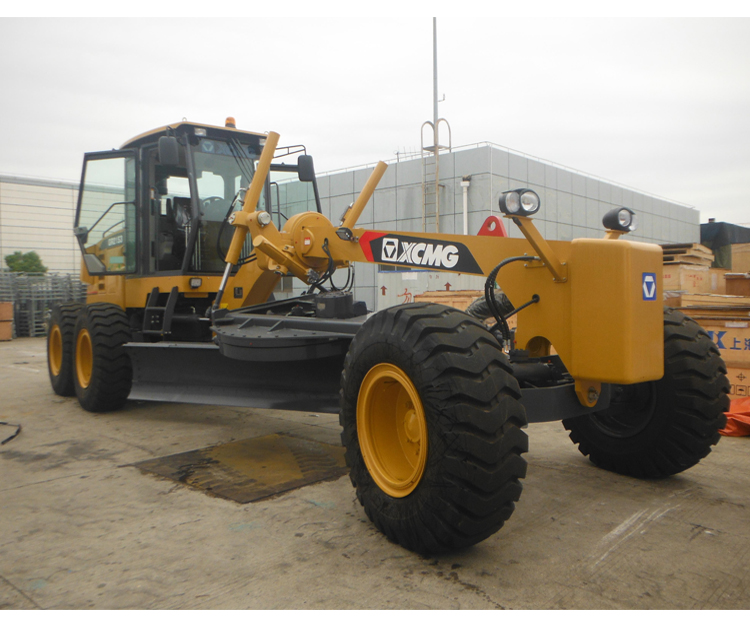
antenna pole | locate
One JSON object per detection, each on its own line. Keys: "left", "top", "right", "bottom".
{"left": 433, "top": 18, "right": 438, "bottom": 145}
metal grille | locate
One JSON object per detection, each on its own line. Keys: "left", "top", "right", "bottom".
{"left": 0, "top": 273, "right": 87, "bottom": 337}
{"left": 134, "top": 434, "right": 348, "bottom": 504}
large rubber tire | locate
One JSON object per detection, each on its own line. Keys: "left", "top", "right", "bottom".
{"left": 340, "top": 303, "right": 528, "bottom": 554}
{"left": 72, "top": 303, "right": 133, "bottom": 413}
{"left": 563, "top": 308, "right": 729, "bottom": 478}
{"left": 47, "top": 302, "right": 82, "bottom": 396}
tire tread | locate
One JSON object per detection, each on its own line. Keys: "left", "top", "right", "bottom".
{"left": 73, "top": 303, "right": 132, "bottom": 413}
{"left": 340, "top": 303, "right": 528, "bottom": 554}
{"left": 47, "top": 302, "right": 83, "bottom": 396}
{"left": 563, "top": 307, "right": 728, "bottom": 478}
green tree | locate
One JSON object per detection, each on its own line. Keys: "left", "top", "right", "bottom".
{"left": 4, "top": 251, "right": 48, "bottom": 273}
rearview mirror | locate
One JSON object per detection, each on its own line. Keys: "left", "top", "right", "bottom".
{"left": 158, "top": 136, "right": 180, "bottom": 167}
{"left": 73, "top": 226, "right": 89, "bottom": 245}
{"left": 297, "top": 154, "right": 316, "bottom": 182}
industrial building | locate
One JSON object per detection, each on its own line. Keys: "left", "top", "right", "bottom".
{"left": 287, "top": 142, "right": 700, "bottom": 310}
{"left": 0, "top": 173, "right": 80, "bottom": 274}
{"left": 1, "top": 141, "right": 699, "bottom": 310}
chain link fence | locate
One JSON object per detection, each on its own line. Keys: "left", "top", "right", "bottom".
{"left": 0, "top": 273, "right": 87, "bottom": 338}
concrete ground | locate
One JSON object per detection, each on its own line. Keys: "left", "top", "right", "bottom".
{"left": 1, "top": 337, "right": 749, "bottom": 610}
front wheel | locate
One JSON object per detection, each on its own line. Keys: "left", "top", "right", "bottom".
{"left": 340, "top": 303, "right": 528, "bottom": 554}
{"left": 73, "top": 303, "right": 133, "bottom": 413}
{"left": 563, "top": 308, "right": 729, "bottom": 478}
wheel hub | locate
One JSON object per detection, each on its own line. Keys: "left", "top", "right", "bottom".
{"left": 76, "top": 329, "right": 93, "bottom": 389}
{"left": 404, "top": 408, "right": 420, "bottom": 443}
{"left": 48, "top": 325, "right": 63, "bottom": 376}
{"left": 356, "top": 363, "right": 428, "bottom": 498}
{"left": 591, "top": 381, "right": 657, "bottom": 438}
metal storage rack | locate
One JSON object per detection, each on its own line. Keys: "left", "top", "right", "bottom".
{"left": 0, "top": 273, "right": 87, "bottom": 337}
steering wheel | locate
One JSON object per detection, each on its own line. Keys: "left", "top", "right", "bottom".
{"left": 201, "top": 196, "right": 231, "bottom": 222}
{"left": 202, "top": 196, "right": 224, "bottom": 206}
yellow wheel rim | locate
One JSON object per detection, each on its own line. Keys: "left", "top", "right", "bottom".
{"left": 76, "top": 328, "right": 93, "bottom": 389}
{"left": 48, "top": 325, "right": 63, "bottom": 377}
{"left": 357, "top": 363, "right": 428, "bottom": 498}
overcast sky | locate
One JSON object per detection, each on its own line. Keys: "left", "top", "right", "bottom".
{"left": 0, "top": 17, "right": 748, "bottom": 224}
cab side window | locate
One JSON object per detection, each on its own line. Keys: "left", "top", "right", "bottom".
{"left": 76, "top": 153, "right": 137, "bottom": 274}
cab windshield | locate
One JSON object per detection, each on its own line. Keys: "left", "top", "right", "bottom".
{"left": 191, "top": 137, "right": 257, "bottom": 272}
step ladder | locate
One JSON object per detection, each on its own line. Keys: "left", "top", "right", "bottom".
{"left": 421, "top": 119, "right": 452, "bottom": 233}
{"left": 142, "top": 286, "right": 179, "bottom": 337}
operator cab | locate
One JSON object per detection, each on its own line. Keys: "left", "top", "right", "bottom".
{"left": 73, "top": 119, "right": 322, "bottom": 280}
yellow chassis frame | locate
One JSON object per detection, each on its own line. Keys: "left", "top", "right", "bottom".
{"left": 81, "top": 130, "right": 665, "bottom": 409}
{"left": 224, "top": 132, "right": 665, "bottom": 408}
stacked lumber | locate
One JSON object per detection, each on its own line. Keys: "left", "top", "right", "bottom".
{"left": 665, "top": 293, "right": 750, "bottom": 308}
{"left": 676, "top": 307, "right": 750, "bottom": 322}
{"left": 662, "top": 243, "right": 726, "bottom": 294}
{"left": 667, "top": 292, "right": 750, "bottom": 322}
{"left": 661, "top": 243, "right": 715, "bottom": 267}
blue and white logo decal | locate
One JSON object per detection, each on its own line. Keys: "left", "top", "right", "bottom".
{"left": 642, "top": 273, "right": 657, "bottom": 301}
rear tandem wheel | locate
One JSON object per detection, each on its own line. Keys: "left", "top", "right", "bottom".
{"left": 47, "top": 302, "right": 83, "bottom": 396}
{"left": 340, "top": 303, "right": 528, "bottom": 554}
{"left": 73, "top": 303, "right": 133, "bottom": 413}
{"left": 563, "top": 307, "right": 730, "bottom": 478}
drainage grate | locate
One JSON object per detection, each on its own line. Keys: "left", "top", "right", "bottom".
{"left": 134, "top": 434, "right": 348, "bottom": 503}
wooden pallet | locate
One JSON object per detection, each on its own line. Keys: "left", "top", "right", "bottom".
{"left": 661, "top": 243, "right": 715, "bottom": 266}
{"left": 663, "top": 257, "right": 713, "bottom": 267}
{"left": 664, "top": 293, "right": 750, "bottom": 307}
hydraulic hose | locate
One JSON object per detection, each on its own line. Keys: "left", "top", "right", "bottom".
{"left": 484, "top": 255, "right": 540, "bottom": 346}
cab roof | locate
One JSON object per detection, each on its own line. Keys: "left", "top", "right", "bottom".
{"left": 120, "top": 121, "right": 267, "bottom": 149}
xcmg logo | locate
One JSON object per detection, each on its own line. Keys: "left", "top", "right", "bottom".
{"left": 642, "top": 273, "right": 657, "bottom": 301}
{"left": 360, "top": 232, "right": 482, "bottom": 274}
{"left": 382, "top": 237, "right": 460, "bottom": 269}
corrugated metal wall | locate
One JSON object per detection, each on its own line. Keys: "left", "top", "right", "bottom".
{"left": 0, "top": 175, "right": 79, "bottom": 274}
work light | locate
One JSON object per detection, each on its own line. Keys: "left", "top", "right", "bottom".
{"left": 602, "top": 207, "right": 638, "bottom": 232}
{"left": 498, "top": 189, "right": 541, "bottom": 217}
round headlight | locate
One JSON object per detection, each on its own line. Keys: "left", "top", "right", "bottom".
{"left": 499, "top": 188, "right": 541, "bottom": 216}
{"left": 520, "top": 191, "right": 540, "bottom": 215}
{"left": 602, "top": 207, "right": 638, "bottom": 232}
{"left": 505, "top": 192, "right": 521, "bottom": 213}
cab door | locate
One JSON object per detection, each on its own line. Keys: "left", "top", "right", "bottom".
{"left": 74, "top": 150, "right": 138, "bottom": 276}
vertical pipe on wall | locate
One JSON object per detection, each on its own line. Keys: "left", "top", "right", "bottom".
{"left": 461, "top": 175, "right": 471, "bottom": 235}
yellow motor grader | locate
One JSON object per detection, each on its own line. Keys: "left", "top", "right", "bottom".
{"left": 47, "top": 119, "right": 729, "bottom": 554}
